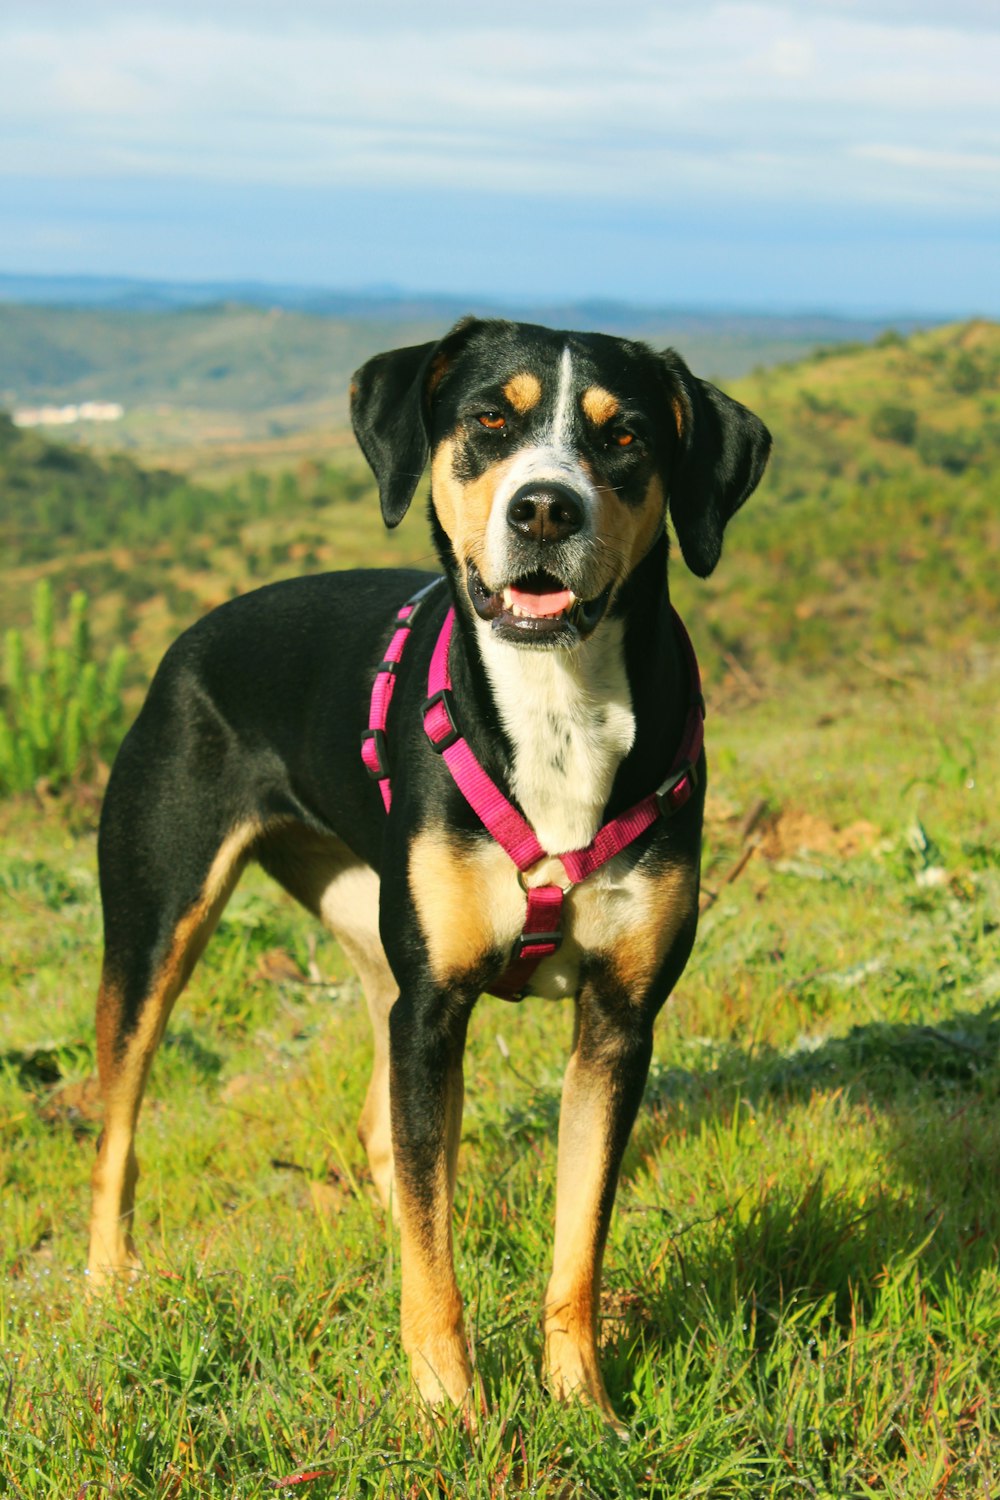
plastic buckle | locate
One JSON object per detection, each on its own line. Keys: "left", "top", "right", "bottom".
{"left": 655, "top": 759, "right": 698, "bottom": 816}
{"left": 360, "top": 727, "right": 389, "bottom": 779}
{"left": 513, "top": 930, "right": 561, "bottom": 958}
{"left": 422, "top": 689, "right": 461, "bottom": 752}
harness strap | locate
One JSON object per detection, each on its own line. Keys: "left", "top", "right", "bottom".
{"left": 360, "top": 578, "right": 443, "bottom": 811}
{"left": 362, "top": 585, "right": 705, "bottom": 1001}
{"left": 494, "top": 884, "right": 566, "bottom": 1000}
{"left": 424, "top": 620, "right": 546, "bottom": 872}
{"left": 423, "top": 606, "right": 703, "bottom": 869}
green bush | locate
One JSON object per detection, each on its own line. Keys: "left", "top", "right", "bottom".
{"left": 0, "top": 580, "right": 128, "bottom": 795}
{"left": 950, "top": 350, "right": 988, "bottom": 394}
{"left": 870, "top": 404, "right": 918, "bottom": 445}
{"left": 915, "top": 427, "right": 983, "bottom": 473}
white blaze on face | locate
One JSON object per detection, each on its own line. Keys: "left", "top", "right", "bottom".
{"left": 550, "top": 343, "right": 575, "bottom": 452}
{"left": 482, "top": 345, "right": 599, "bottom": 585}
{"left": 473, "top": 345, "right": 636, "bottom": 851}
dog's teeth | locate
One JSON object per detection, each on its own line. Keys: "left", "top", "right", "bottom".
{"left": 502, "top": 588, "right": 513, "bottom": 608}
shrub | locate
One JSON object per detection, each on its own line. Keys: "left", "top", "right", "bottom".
{"left": 915, "top": 428, "right": 983, "bottom": 474}
{"left": 0, "top": 581, "right": 128, "bottom": 795}
{"left": 951, "top": 351, "right": 987, "bottom": 395}
{"left": 870, "top": 404, "right": 918, "bottom": 445}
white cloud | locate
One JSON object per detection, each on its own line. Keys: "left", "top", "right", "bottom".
{"left": 854, "top": 144, "right": 1000, "bottom": 179}
{"left": 0, "top": 3, "right": 997, "bottom": 220}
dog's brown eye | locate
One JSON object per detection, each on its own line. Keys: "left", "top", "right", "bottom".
{"left": 612, "top": 429, "right": 634, "bottom": 448}
{"left": 478, "top": 413, "right": 506, "bottom": 430}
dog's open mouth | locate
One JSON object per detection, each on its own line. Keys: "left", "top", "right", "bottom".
{"left": 466, "top": 564, "right": 611, "bottom": 644}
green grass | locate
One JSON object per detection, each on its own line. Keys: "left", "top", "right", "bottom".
{"left": 1, "top": 654, "right": 997, "bottom": 1496}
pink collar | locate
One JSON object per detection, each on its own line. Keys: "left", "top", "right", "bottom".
{"left": 363, "top": 585, "right": 705, "bottom": 1000}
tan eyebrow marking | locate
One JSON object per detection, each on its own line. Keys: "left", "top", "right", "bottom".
{"left": 581, "top": 386, "right": 620, "bottom": 426}
{"left": 502, "top": 371, "right": 543, "bottom": 413}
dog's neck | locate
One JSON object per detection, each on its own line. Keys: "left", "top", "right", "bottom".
{"left": 473, "top": 617, "right": 636, "bottom": 855}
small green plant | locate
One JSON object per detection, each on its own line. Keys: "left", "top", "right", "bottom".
{"left": 0, "top": 579, "right": 128, "bottom": 795}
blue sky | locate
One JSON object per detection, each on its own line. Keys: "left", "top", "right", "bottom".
{"left": 1, "top": 0, "right": 998, "bottom": 315}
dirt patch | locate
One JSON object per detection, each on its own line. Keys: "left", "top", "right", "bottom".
{"left": 37, "top": 1073, "right": 102, "bottom": 1136}
{"left": 255, "top": 945, "right": 305, "bottom": 984}
{"left": 757, "top": 809, "right": 880, "bottom": 861}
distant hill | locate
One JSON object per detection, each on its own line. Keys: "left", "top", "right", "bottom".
{"left": 0, "top": 302, "right": 432, "bottom": 414}
{"left": 0, "top": 280, "right": 939, "bottom": 465}
{"left": 1, "top": 320, "right": 996, "bottom": 687}
{"left": 0, "top": 270, "right": 933, "bottom": 341}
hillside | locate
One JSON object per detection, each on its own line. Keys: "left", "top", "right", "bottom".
{"left": 0, "top": 303, "right": 439, "bottom": 462}
{"left": 1, "top": 320, "right": 997, "bottom": 691}
{"left": 670, "top": 319, "right": 1000, "bottom": 671}
{"left": 0, "top": 298, "right": 935, "bottom": 468}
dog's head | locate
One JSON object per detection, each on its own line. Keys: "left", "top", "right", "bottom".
{"left": 351, "top": 318, "right": 770, "bottom": 649}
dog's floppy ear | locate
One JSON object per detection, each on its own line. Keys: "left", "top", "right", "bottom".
{"left": 351, "top": 319, "right": 478, "bottom": 528}
{"left": 659, "top": 351, "right": 771, "bottom": 577}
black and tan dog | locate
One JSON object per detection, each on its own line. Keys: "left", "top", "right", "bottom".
{"left": 88, "top": 318, "right": 770, "bottom": 1426}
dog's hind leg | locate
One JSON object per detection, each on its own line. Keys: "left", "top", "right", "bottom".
{"left": 88, "top": 816, "right": 256, "bottom": 1285}
{"left": 353, "top": 957, "right": 398, "bottom": 1216}
{"left": 317, "top": 863, "right": 399, "bottom": 1216}
{"left": 255, "top": 837, "right": 399, "bottom": 1215}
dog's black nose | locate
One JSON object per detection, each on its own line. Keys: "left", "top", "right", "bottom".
{"left": 506, "top": 483, "right": 585, "bottom": 544}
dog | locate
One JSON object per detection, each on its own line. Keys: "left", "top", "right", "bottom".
{"left": 88, "top": 317, "right": 770, "bottom": 1427}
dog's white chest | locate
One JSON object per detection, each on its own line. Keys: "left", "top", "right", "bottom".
{"left": 476, "top": 620, "right": 635, "bottom": 854}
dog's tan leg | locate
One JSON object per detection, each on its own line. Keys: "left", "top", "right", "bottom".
{"left": 356, "top": 969, "right": 397, "bottom": 1216}
{"left": 543, "top": 996, "right": 653, "bottom": 1431}
{"left": 341, "top": 940, "right": 398, "bottom": 1216}
{"left": 390, "top": 999, "right": 472, "bottom": 1411}
{"left": 316, "top": 861, "right": 399, "bottom": 1215}
{"left": 88, "top": 969, "right": 171, "bottom": 1283}
{"left": 88, "top": 829, "right": 251, "bottom": 1285}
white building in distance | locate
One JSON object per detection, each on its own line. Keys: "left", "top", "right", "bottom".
{"left": 13, "top": 401, "right": 124, "bottom": 427}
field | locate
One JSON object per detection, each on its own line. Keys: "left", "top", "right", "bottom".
{"left": 1, "top": 322, "right": 998, "bottom": 1496}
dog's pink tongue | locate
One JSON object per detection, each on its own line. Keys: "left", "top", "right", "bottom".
{"left": 508, "top": 584, "right": 574, "bottom": 618}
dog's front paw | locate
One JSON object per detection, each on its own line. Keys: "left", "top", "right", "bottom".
{"left": 543, "top": 1325, "right": 628, "bottom": 1438}
{"left": 407, "top": 1329, "right": 475, "bottom": 1412}
{"left": 409, "top": 1362, "right": 483, "bottom": 1440}
{"left": 85, "top": 1244, "right": 143, "bottom": 1298}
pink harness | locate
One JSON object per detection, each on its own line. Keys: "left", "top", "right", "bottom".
{"left": 361, "top": 582, "right": 705, "bottom": 1000}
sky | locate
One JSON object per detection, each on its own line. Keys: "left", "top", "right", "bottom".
{"left": 1, "top": 0, "right": 998, "bottom": 316}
